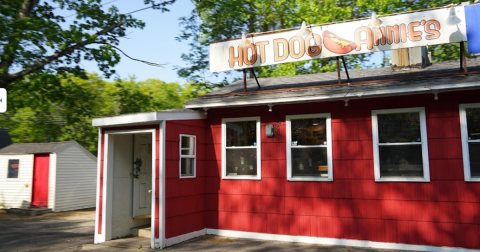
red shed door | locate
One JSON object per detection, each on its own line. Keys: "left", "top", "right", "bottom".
{"left": 31, "top": 154, "right": 50, "bottom": 207}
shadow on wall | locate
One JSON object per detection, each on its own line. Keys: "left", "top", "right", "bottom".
{"left": 204, "top": 97, "right": 480, "bottom": 250}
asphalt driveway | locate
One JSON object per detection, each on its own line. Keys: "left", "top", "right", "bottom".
{"left": 0, "top": 209, "right": 95, "bottom": 252}
{"left": 0, "top": 209, "right": 422, "bottom": 252}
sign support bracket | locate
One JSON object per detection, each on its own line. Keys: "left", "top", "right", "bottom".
{"left": 250, "top": 68, "right": 261, "bottom": 89}
{"left": 460, "top": 42, "right": 467, "bottom": 73}
{"left": 336, "top": 57, "right": 342, "bottom": 85}
{"left": 341, "top": 56, "right": 351, "bottom": 83}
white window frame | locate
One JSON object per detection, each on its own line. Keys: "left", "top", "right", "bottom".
{"left": 371, "top": 107, "right": 430, "bottom": 182}
{"left": 221, "top": 117, "right": 261, "bottom": 180}
{"left": 179, "top": 134, "right": 196, "bottom": 178}
{"left": 6, "top": 159, "right": 20, "bottom": 179}
{"left": 286, "top": 113, "right": 333, "bottom": 181}
{"left": 460, "top": 103, "right": 480, "bottom": 182}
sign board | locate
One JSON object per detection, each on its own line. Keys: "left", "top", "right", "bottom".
{"left": 210, "top": 7, "right": 467, "bottom": 72}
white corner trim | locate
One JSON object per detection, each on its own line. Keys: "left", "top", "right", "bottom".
{"left": 206, "top": 229, "right": 479, "bottom": 252}
{"left": 165, "top": 229, "right": 207, "bottom": 247}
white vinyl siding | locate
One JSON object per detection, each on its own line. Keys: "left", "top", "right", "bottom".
{"left": 0, "top": 155, "right": 34, "bottom": 209}
{"left": 54, "top": 145, "right": 97, "bottom": 212}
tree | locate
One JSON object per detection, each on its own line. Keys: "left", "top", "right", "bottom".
{"left": 0, "top": 73, "right": 114, "bottom": 152}
{"left": 0, "top": 0, "right": 176, "bottom": 90}
{"left": 177, "top": 0, "right": 469, "bottom": 87}
{"left": 0, "top": 73, "right": 201, "bottom": 153}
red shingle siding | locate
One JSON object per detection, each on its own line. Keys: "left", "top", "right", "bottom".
{"left": 164, "top": 120, "right": 208, "bottom": 238}
{"left": 194, "top": 90, "right": 480, "bottom": 249}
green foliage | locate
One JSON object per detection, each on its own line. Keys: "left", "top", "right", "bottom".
{"left": 0, "top": 73, "right": 201, "bottom": 153}
{"left": 0, "top": 0, "right": 176, "bottom": 90}
{"left": 177, "top": 0, "right": 471, "bottom": 88}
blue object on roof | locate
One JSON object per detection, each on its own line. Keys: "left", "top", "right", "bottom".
{"left": 466, "top": 5, "right": 480, "bottom": 53}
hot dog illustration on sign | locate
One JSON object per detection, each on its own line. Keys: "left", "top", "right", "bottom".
{"left": 322, "top": 31, "right": 357, "bottom": 54}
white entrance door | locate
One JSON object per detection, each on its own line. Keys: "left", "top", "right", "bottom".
{"left": 132, "top": 134, "right": 152, "bottom": 218}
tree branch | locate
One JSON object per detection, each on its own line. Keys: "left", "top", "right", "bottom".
{"left": 96, "top": 42, "right": 165, "bottom": 67}
{"left": 8, "top": 21, "right": 125, "bottom": 84}
{"left": 0, "top": 0, "right": 38, "bottom": 78}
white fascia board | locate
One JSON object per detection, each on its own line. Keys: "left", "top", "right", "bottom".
{"left": 185, "top": 82, "right": 480, "bottom": 109}
{"left": 92, "top": 111, "right": 206, "bottom": 128}
{"left": 155, "top": 110, "right": 206, "bottom": 121}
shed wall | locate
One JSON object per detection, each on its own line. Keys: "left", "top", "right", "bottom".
{"left": 54, "top": 144, "right": 97, "bottom": 212}
{"left": 203, "top": 89, "right": 480, "bottom": 250}
{"left": 165, "top": 119, "right": 208, "bottom": 238}
{"left": 0, "top": 155, "right": 34, "bottom": 208}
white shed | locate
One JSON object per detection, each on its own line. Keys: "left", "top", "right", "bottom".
{"left": 0, "top": 141, "right": 97, "bottom": 212}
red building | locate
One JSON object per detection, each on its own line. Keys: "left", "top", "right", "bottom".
{"left": 92, "top": 5, "right": 480, "bottom": 251}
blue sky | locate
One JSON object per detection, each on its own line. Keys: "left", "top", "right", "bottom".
{"left": 81, "top": 0, "right": 196, "bottom": 85}
{"left": 78, "top": 0, "right": 386, "bottom": 85}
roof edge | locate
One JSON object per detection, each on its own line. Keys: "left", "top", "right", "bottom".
{"left": 92, "top": 110, "right": 206, "bottom": 128}
{"left": 185, "top": 82, "right": 480, "bottom": 110}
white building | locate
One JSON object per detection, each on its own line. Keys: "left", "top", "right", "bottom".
{"left": 0, "top": 141, "right": 97, "bottom": 212}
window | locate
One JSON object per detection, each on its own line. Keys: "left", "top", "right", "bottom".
{"left": 222, "top": 117, "right": 261, "bottom": 180}
{"left": 372, "top": 107, "right": 430, "bottom": 182}
{"left": 460, "top": 104, "right": 480, "bottom": 181}
{"left": 180, "top": 135, "right": 196, "bottom": 178}
{"left": 286, "top": 113, "right": 333, "bottom": 181}
{"left": 7, "top": 159, "right": 19, "bottom": 178}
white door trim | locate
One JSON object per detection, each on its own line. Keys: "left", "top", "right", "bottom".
{"left": 98, "top": 128, "right": 158, "bottom": 247}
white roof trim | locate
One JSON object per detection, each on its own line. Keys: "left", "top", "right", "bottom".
{"left": 92, "top": 110, "right": 206, "bottom": 128}
{"left": 185, "top": 81, "right": 480, "bottom": 109}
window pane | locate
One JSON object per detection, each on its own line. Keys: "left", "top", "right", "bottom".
{"left": 181, "top": 158, "right": 194, "bottom": 176}
{"left": 469, "top": 142, "right": 480, "bottom": 178}
{"left": 226, "top": 148, "right": 257, "bottom": 176}
{"left": 7, "top": 159, "right": 19, "bottom": 178}
{"left": 181, "top": 136, "right": 194, "bottom": 155}
{"left": 378, "top": 113, "right": 421, "bottom": 143}
{"left": 226, "top": 121, "right": 257, "bottom": 147}
{"left": 379, "top": 145, "right": 423, "bottom": 177}
{"left": 291, "top": 118, "right": 327, "bottom": 146}
{"left": 467, "top": 108, "right": 480, "bottom": 140}
{"left": 291, "top": 147, "right": 328, "bottom": 177}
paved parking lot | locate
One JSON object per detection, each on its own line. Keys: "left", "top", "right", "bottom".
{"left": 0, "top": 209, "right": 422, "bottom": 252}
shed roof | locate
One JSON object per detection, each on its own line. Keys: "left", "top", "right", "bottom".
{"left": 0, "top": 141, "right": 76, "bottom": 155}
{"left": 185, "top": 58, "right": 480, "bottom": 109}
